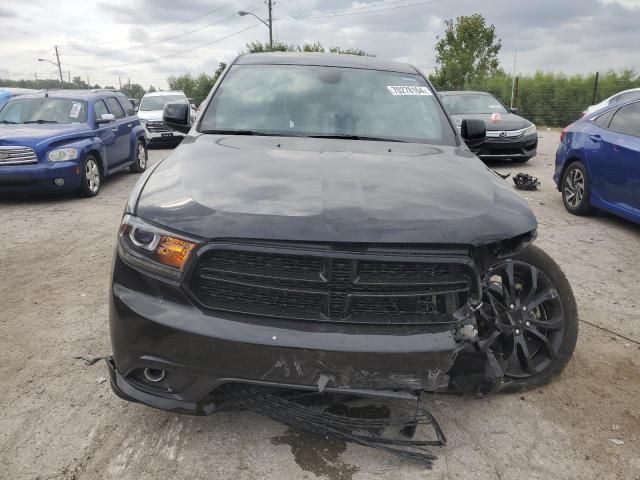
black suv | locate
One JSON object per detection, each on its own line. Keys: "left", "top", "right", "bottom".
{"left": 108, "top": 53, "right": 577, "bottom": 414}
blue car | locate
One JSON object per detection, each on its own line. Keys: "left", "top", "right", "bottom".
{"left": 0, "top": 89, "right": 147, "bottom": 197}
{"left": 0, "top": 88, "right": 41, "bottom": 108}
{"left": 554, "top": 99, "right": 640, "bottom": 224}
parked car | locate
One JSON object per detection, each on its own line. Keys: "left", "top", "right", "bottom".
{"left": 0, "top": 87, "right": 41, "bottom": 108}
{"left": 555, "top": 98, "right": 640, "bottom": 224}
{"left": 107, "top": 53, "right": 577, "bottom": 415}
{"left": 137, "top": 90, "right": 195, "bottom": 147}
{"left": 0, "top": 89, "right": 147, "bottom": 197}
{"left": 439, "top": 91, "right": 538, "bottom": 163}
{"left": 584, "top": 88, "right": 640, "bottom": 116}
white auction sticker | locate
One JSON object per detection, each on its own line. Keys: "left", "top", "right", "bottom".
{"left": 387, "top": 85, "right": 432, "bottom": 96}
{"left": 69, "top": 102, "right": 82, "bottom": 118}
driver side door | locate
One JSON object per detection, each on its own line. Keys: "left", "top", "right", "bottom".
{"left": 93, "top": 99, "right": 118, "bottom": 167}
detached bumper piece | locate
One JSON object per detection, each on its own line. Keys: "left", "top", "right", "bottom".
{"left": 214, "top": 384, "right": 447, "bottom": 467}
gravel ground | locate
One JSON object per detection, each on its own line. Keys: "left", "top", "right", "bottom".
{"left": 1, "top": 132, "right": 639, "bottom": 480}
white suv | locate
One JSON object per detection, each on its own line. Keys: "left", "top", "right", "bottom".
{"left": 137, "top": 91, "right": 195, "bottom": 146}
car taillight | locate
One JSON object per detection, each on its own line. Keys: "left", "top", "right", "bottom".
{"left": 560, "top": 128, "right": 568, "bottom": 143}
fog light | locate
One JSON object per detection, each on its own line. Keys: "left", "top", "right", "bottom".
{"left": 54, "top": 178, "right": 65, "bottom": 186}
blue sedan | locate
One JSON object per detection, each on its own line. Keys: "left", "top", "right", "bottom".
{"left": 0, "top": 89, "right": 147, "bottom": 197}
{"left": 554, "top": 99, "right": 640, "bottom": 224}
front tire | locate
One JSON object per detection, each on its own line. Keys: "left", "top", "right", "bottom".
{"left": 130, "top": 140, "right": 147, "bottom": 173}
{"left": 77, "top": 155, "right": 102, "bottom": 197}
{"left": 562, "top": 161, "right": 595, "bottom": 215}
{"left": 477, "top": 245, "right": 578, "bottom": 393}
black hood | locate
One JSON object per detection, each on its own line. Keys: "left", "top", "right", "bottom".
{"left": 449, "top": 113, "right": 532, "bottom": 132}
{"left": 135, "top": 134, "right": 537, "bottom": 245}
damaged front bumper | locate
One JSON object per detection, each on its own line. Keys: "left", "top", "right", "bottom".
{"left": 109, "top": 252, "right": 482, "bottom": 415}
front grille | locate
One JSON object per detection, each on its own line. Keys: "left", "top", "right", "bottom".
{"left": 188, "top": 243, "right": 479, "bottom": 325}
{"left": 145, "top": 121, "right": 173, "bottom": 133}
{"left": 0, "top": 146, "right": 37, "bottom": 165}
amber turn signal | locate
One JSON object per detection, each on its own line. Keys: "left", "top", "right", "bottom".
{"left": 155, "top": 236, "right": 196, "bottom": 269}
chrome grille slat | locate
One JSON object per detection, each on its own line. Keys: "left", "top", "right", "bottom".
{"left": 0, "top": 146, "right": 38, "bottom": 165}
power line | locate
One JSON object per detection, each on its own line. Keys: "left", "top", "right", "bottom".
{"left": 283, "top": 0, "right": 446, "bottom": 20}
{"left": 63, "top": 0, "right": 245, "bottom": 48}
{"left": 63, "top": 2, "right": 262, "bottom": 58}
{"left": 65, "top": 23, "right": 260, "bottom": 71}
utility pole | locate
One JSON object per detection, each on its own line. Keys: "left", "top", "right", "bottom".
{"left": 510, "top": 49, "right": 517, "bottom": 108}
{"left": 34, "top": 73, "right": 38, "bottom": 88}
{"left": 118, "top": 76, "right": 122, "bottom": 89}
{"left": 68, "top": 71, "right": 71, "bottom": 85}
{"left": 592, "top": 72, "right": 600, "bottom": 105}
{"left": 54, "top": 45, "right": 64, "bottom": 88}
{"left": 267, "top": 0, "right": 273, "bottom": 50}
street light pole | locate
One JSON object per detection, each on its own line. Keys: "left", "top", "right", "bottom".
{"left": 267, "top": 0, "right": 273, "bottom": 50}
{"left": 38, "top": 46, "right": 64, "bottom": 88}
{"left": 238, "top": 1, "right": 273, "bottom": 50}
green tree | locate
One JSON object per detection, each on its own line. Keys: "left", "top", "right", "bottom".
{"left": 430, "top": 14, "right": 503, "bottom": 89}
{"left": 245, "top": 41, "right": 374, "bottom": 56}
{"left": 147, "top": 85, "right": 157, "bottom": 93}
{"left": 121, "top": 83, "right": 146, "bottom": 99}
{"left": 166, "top": 63, "right": 227, "bottom": 106}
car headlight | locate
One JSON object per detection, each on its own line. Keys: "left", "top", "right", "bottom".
{"left": 523, "top": 124, "right": 537, "bottom": 136}
{"left": 139, "top": 118, "right": 148, "bottom": 126}
{"left": 118, "top": 214, "right": 200, "bottom": 280}
{"left": 48, "top": 148, "right": 79, "bottom": 162}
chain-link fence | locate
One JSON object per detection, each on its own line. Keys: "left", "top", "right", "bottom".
{"left": 432, "top": 73, "right": 640, "bottom": 127}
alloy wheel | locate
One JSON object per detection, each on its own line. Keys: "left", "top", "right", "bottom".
{"left": 564, "top": 168, "right": 585, "bottom": 207}
{"left": 478, "top": 260, "right": 567, "bottom": 379}
{"left": 137, "top": 143, "right": 147, "bottom": 169}
{"left": 85, "top": 158, "right": 100, "bottom": 193}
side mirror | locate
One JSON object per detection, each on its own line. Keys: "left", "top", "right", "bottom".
{"left": 134, "top": 105, "right": 139, "bottom": 112}
{"left": 163, "top": 102, "right": 191, "bottom": 134}
{"left": 509, "top": 107, "right": 519, "bottom": 114}
{"left": 96, "top": 113, "right": 116, "bottom": 125}
{"left": 461, "top": 118, "right": 486, "bottom": 141}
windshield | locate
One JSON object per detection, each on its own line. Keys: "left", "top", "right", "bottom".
{"left": 199, "top": 64, "right": 456, "bottom": 145}
{"left": 139, "top": 95, "right": 187, "bottom": 111}
{"left": 441, "top": 94, "right": 509, "bottom": 115}
{"left": 0, "top": 97, "right": 88, "bottom": 124}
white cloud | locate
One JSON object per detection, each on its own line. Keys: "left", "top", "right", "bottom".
{"left": 0, "top": 0, "right": 638, "bottom": 89}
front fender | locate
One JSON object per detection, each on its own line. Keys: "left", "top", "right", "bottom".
{"left": 46, "top": 138, "right": 108, "bottom": 173}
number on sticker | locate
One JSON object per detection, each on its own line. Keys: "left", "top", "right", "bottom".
{"left": 387, "top": 86, "right": 432, "bottom": 96}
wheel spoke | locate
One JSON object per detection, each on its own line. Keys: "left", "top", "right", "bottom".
{"left": 528, "top": 315, "right": 564, "bottom": 330}
{"left": 525, "top": 286, "right": 558, "bottom": 311}
{"left": 516, "top": 335, "right": 536, "bottom": 374}
{"left": 503, "top": 261, "right": 516, "bottom": 307}
{"left": 525, "top": 325, "right": 556, "bottom": 360}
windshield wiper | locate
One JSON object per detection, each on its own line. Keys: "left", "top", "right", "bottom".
{"left": 24, "top": 119, "right": 58, "bottom": 124}
{"left": 0, "top": 120, "right": 18, "bottom": 124}
{"left": 200, "top": 129, "right": 283, "bottom": 136}
{"left": 307, "top": 134, "right": 406, "bottom": 143}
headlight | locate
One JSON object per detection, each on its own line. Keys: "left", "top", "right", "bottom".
{"left": 139, "top": 118, "right": 148, "bottom": 125}
{"left": 118, "top": 214, "right": 200, "bottom": 279}
{"left": 523, "top": 124, "right": 537, "bottom": 136}
{"left": 48, "top": 148, "right": 79, "bottom": 161}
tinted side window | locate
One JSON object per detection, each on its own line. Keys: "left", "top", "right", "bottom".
{"left": 608, "top": 95, "right": 621, "bottom": 105}
{"left": 94, "top": 100, "right": 109, "bottom": 120}
{"left": 593, "top": 108, "right": 616, "bottom": 128}
{"left": 609, "top": 102, "right": 640, "bottom": 137}
{"left": 118, "top": 97, "right": 135, "bottom": 116}
{"left": 105, "top": 97, "right": 125, "bottom": 118}
{"left": 618, "top": 92, "right": 639, "bottom": 103}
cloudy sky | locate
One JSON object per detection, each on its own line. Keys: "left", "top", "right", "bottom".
{"left": 1, "top": 0, "right": 639, "bottom": 89}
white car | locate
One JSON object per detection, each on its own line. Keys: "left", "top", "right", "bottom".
{"left": 137, "top": 91, "right": 195, "bottom": 146}
{"left": 584, "top": 88, "right": 640, "bottom": 115}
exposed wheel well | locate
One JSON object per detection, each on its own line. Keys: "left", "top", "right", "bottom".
{"left": 558, "top": 157, "right": 583, "bottom": 191}
{"left": 86, "top": 150, "right": 104, "bottom": 175}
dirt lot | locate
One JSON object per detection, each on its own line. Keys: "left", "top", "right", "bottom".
{"left": 1, "top": 131, "right": 639, "bottom": 480}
